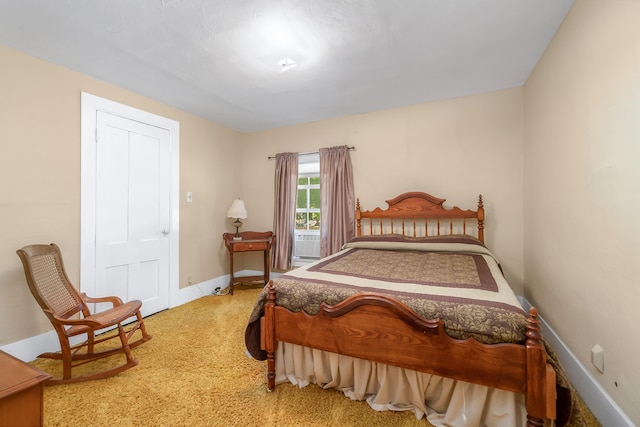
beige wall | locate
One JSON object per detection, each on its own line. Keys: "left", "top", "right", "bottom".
{"left": 241, "top": 88, "right": 525, "bottom": 290}
{"left": 524, "top": 0, "right": 640, "bottom": 422}
{"left": 0, "top": 45, "right": 242, "bottom": 345}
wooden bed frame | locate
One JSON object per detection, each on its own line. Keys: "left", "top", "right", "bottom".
{"left": 260, "top": 192, "right": 556, "bottom": 427}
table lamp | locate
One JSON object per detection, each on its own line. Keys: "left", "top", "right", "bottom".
{"left": 227, "top": 199, "right": 248, "bottom": 240}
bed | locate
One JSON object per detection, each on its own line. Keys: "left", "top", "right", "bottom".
{"left": 245, "top": 192, "right": 575, "bottom": 427}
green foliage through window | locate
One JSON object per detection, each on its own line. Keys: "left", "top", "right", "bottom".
{"left": 296, "top": 176, "right": 320, "bottom": 230}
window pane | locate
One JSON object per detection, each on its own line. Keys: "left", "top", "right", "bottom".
{"left": 309, "top": 212, "right": 321, "bottom": 230}
{"left": 310, "top": 177, "right": 320, "bottom": 185}
{"left": 297, "top": 189, "right": 307, "bottom": 209}
{"left": 309, "top": 188, "right": 320, "bottom": 209}
{"left": 298, "top": 177, "right": 308, "bottom": 185}
{"left": 295, "top": 212, "right": 308, "bottom": 230}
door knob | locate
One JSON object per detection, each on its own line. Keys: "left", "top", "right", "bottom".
{"left": 162, "top": 229, "right": 169, "bottom": 235}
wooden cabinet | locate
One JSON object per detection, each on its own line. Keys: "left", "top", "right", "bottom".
{"left": 223, "top": 231, "right": 275, "bottom": 295}
{"left": 0, "top": 350, "right": 51, "bottom": 427}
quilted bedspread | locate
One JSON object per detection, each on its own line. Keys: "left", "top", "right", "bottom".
{"left": 245, "top": 234, "right": 528, "bottom": 360}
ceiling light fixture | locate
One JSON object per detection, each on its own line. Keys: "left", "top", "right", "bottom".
{"left": 278, "top": 57, "right": 298, "bottom": 72}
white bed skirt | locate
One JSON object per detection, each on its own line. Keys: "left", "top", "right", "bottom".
{"left": 275, "top": 342, "right": 541, "bottom": 427}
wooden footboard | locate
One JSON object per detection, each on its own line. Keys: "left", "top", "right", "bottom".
{"left": 260, "top": 281, "right": 555, "bottom": 427}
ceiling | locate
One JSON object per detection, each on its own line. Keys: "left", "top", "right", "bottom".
{"left": 0, "top": 0, "right": 574, "bottom": 133}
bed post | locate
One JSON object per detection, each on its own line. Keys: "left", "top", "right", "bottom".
{"left": 477, "top": 194, "right": 485, "bottom": 243}
{"left": 355, "top": 198, "right": 362, "bottom": 237}
{"left": 264, "top": 281, "right": 277, "bottom": 390}
{"left": 524, "top": 307, "right": 556, "bottom": 426}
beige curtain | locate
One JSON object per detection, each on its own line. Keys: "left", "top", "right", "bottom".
{"left": 272, "top": 152, "right": 298, "bottom": 270}
{"left": 319, "top": 145, "right": 355, "bottom": 257}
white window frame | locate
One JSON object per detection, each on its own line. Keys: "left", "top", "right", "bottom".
{"left": 293, "top": 153, "right": 321, "bottom": 266}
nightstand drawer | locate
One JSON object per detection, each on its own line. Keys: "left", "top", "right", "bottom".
{"left": 232, "top": 242, "right": 268, "bottom": 252}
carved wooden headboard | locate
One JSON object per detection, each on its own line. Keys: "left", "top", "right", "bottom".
{"left": 355, "top": 192, "right": 485, "bottom": 243}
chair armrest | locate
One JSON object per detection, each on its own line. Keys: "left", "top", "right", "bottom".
{"left": 43, "top": 309, "right": 101, "bottom": 328}
{"left": 81, "top": 293, "right": 123, "bottom": 306}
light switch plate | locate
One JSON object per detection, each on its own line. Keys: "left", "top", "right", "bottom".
{"left": 591, "top": 344, "right": 604, "bottom": 373}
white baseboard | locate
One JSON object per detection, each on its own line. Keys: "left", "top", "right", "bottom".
{"left": 518, "top": 296, "right": 634, "bottom": 427}
{"left": 0, "top": 330, "right": 61, "bottom": 363}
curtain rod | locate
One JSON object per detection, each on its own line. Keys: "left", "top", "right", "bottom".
{"left": 267, "top": 146, "right": 355, "bottom": 160}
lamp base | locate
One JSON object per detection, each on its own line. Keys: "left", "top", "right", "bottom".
{"left": 233, "top": 221, "right": 243, "bottom": 239}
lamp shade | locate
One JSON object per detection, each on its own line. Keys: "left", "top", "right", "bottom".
{"left": 227, "top": 199, "right": 248, "bottom": 219}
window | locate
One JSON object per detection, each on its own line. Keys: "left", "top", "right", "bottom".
{"left": 296, "top": 176, "right": 320, "bottom": 230}
{"left": 293, "top": 154, "right": 321, "bottom": 266}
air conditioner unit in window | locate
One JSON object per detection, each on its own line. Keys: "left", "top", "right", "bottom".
{"left": 293, "top": 232, "right": 321, "bottom": 259}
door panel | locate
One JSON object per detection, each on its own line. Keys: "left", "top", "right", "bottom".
{"left": 95, "top": 112, "right": 170, "bottom": 316}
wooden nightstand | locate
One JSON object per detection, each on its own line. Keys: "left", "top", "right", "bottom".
{"left": 0, "top": 350, "right": 51, "bottom": 427}
{"left": 223, "top": 231, "right": 275, "bottom": 295}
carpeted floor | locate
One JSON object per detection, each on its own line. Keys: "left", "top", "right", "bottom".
{"left": 30, "top": 285, "right": 600, "bottom": 427}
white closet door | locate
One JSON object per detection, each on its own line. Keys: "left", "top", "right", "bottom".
{"left": 94, "top": 111, "right": 171, "bottom": 316}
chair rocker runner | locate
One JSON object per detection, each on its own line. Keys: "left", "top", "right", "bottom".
{"left": 17, "top": 243, "right": 152, "bottom": 385}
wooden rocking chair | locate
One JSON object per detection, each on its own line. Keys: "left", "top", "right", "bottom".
{"left": 17, "top": 243, "right": 152, "bottom": 385}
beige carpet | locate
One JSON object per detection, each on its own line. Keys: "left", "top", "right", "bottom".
{"left": 31, "top": 286, "right": 431, "bottom": 427}
{"left": 30, "top": 285, "right": 600, "bottom": 427}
